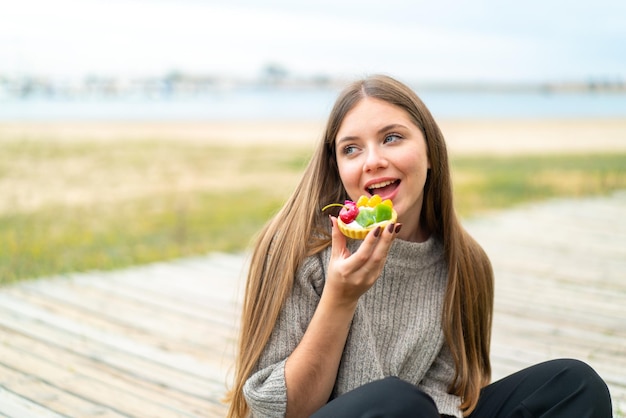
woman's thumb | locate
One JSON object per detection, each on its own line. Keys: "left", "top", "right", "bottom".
{"left": 329, "top": 215, "right": 347, "bottom": 258}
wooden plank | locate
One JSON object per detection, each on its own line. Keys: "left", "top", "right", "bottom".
{"left": 0, "top": 317, "right": 225, "bottom": 400}
{"left": 0, "top": 364, "right": 124, "bottom": 417}
{"left": 0, "top": 294, "right": 231, "bottom": 383}
{"left": 0, "top": 330, "right": 223, "bottom": 417}
{"left": 0, "top": 346, "right": 208, "bottom": 417}
{"left": 0, "top": 387, "right": 67, "bottom": 418}
{"left": 6, "top": 284, "right": 235, "bottom": 352}
{"left": 0, "top": 256, "right": 241, "bottom": 416}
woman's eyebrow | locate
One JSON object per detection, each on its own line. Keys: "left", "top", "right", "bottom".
{"left": 336, "top": 135, "right": 358, "bottom": 146}
{"left": 377, "top": 123, "right": 408, "bottom": 134}
{"left": 336, "top": 123, "right": 410, "bottom": 145}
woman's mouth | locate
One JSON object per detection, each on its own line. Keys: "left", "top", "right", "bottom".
{"left": 367, "top": 180, "right": 400, "bottom": 197}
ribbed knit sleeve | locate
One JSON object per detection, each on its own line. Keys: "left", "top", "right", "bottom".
{"left": 418, "top": 344, "right": 462, "bottom": 418}
{"left": 242, "top": 254, "right": 325, "bottom": 418}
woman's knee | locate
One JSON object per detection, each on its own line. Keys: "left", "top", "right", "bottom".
{"left": 474, "top": 359, "right": 612, "bottom": 418}
{"left": 312, "top": 377, "right": 439, "bottom": 418}
{"left": 542, "top": 358, "right": 612, "bottom": 415}
{"left": 550, "top": 359, "right": 606, "bottom": 386}
{"left": 378, "top": 377, "right": 437, "bottom": 406}
{"left": 554, "top": 359, "right": 611, "bottom": 398}
{"left": 355, "top": 377, "right": 438, "bottom": 417}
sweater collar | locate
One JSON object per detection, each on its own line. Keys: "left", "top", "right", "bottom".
{"left": 345, "top": 234, "right": 444, "bottom": 270}
{"left": 387, "top": 235, "right": 444, "bottom": 269}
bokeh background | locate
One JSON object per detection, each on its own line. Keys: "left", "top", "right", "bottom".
{"left": 2, "top": 0, "right": 626, "bottom": 83}
{"left": 1, "top": 2, "right": 626, "bottom": 416}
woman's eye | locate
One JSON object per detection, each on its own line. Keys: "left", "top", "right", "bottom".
{"left": 383, "top": 133, "right": 402, "bottom": 144}
{"left": 342, "top": 145, "right": 357, "bottom": 155}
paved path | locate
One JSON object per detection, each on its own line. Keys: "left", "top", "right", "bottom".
{"left": 0, "top": 192, "right": 624, "bottom": 417}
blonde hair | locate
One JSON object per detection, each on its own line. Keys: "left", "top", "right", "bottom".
{"left": 225, "top": 74, "right": 493, "bottom": 417}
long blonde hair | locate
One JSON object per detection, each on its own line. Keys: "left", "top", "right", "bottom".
{"left": 225, "top": 74, "right": 493, "bottom": 417}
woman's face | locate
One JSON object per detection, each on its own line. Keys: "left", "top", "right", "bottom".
{"left": 335, "top": 97, "right": 430, "bottom": 240}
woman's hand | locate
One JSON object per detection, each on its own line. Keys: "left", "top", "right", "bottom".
{"left": 324, "top": 215, "right": 401, "bottom": 307}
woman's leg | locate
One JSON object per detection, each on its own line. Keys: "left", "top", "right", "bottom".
{"left": 311, "top": 376, "right": 440, "bottom": 418}
{"left": 470, "top": 358, "right": 612, "bottom": 417}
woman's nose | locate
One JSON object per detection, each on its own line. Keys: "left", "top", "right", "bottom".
{"left": 363, "top": 147, "right": 388, "bottom": 172}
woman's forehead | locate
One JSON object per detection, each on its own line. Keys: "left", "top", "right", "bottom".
{"left": 336, "top": 98, "right": 417, "bottom": 137}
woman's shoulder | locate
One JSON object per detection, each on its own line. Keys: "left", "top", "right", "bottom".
{"left": 296, "top": 248, "right": 329, "bottom": 294}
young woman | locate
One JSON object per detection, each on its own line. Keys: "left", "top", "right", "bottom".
{"left": 225, "top": 75, "right": 612, "bottom": 417}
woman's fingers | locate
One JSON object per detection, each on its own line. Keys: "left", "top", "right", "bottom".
{"left": 334, "top": 221, "right": 401, "bottom": 277}
{"left": 326, "top": 220, "right": 403, "bottom": 302}
{"left": 353, "top": 222, "right": 399, "bottom": 271}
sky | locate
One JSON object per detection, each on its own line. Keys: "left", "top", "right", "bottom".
{"left": 1, "top": 0, "right": 625, "bottom": 84}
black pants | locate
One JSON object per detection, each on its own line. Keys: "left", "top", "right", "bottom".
{"left": 311, "top": 359, "right": 612, "bottom": 418}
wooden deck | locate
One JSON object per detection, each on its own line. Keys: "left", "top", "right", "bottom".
{"left": 1, "top": 192, "right": 624, "bottom": 417}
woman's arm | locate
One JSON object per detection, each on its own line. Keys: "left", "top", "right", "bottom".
{"left": 283, "top": 218, "right": 400, "bottom": 417}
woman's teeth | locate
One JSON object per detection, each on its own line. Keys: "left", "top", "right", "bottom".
{"left": 368, "top": 180, "right": 396, "bottom": 194}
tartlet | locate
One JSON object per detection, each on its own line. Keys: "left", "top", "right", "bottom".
{"left": 323, "top": 195, "right": 397, "bottom": 240}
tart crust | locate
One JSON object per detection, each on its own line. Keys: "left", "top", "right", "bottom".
{"left": 337, "top": 209, "right": 397, "bottom": 239}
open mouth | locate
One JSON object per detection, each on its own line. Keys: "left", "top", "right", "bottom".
{"left": 367, "top": 179, "right": 400, "bottom": 197}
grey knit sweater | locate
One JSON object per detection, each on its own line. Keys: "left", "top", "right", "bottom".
{"left": 243, "top": 236, "right": 462, "bottom": 418}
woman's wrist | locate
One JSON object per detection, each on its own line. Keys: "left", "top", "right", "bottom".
{"left": 319, "top": 284, "right": 360, "bottom": 314}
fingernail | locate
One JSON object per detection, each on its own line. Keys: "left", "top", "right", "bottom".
{"left": 395, "top": 223, "right": 402, "bottom": 234}
{"left": 387, "top": 223, "right": 395, "bottom": 233}
{"left": 373, "top": 226, "right": 382, "bottom": 238}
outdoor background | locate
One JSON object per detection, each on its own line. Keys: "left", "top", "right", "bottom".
{"left": 1, "top": 0, "right": 626, "bottom": 282}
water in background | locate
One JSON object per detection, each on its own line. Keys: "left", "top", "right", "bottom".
{"left": 2, "top": 86, "right": 626, "bottom": 121}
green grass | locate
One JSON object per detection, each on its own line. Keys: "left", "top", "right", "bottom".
{"left": 0, "top": 190, "right": 285, "bottom": 283}
{"left": 451, "top": 153, "right": 626, "bottom": 217}
{"left": 1, "top": 143, "right": 625, "bottom": 284}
